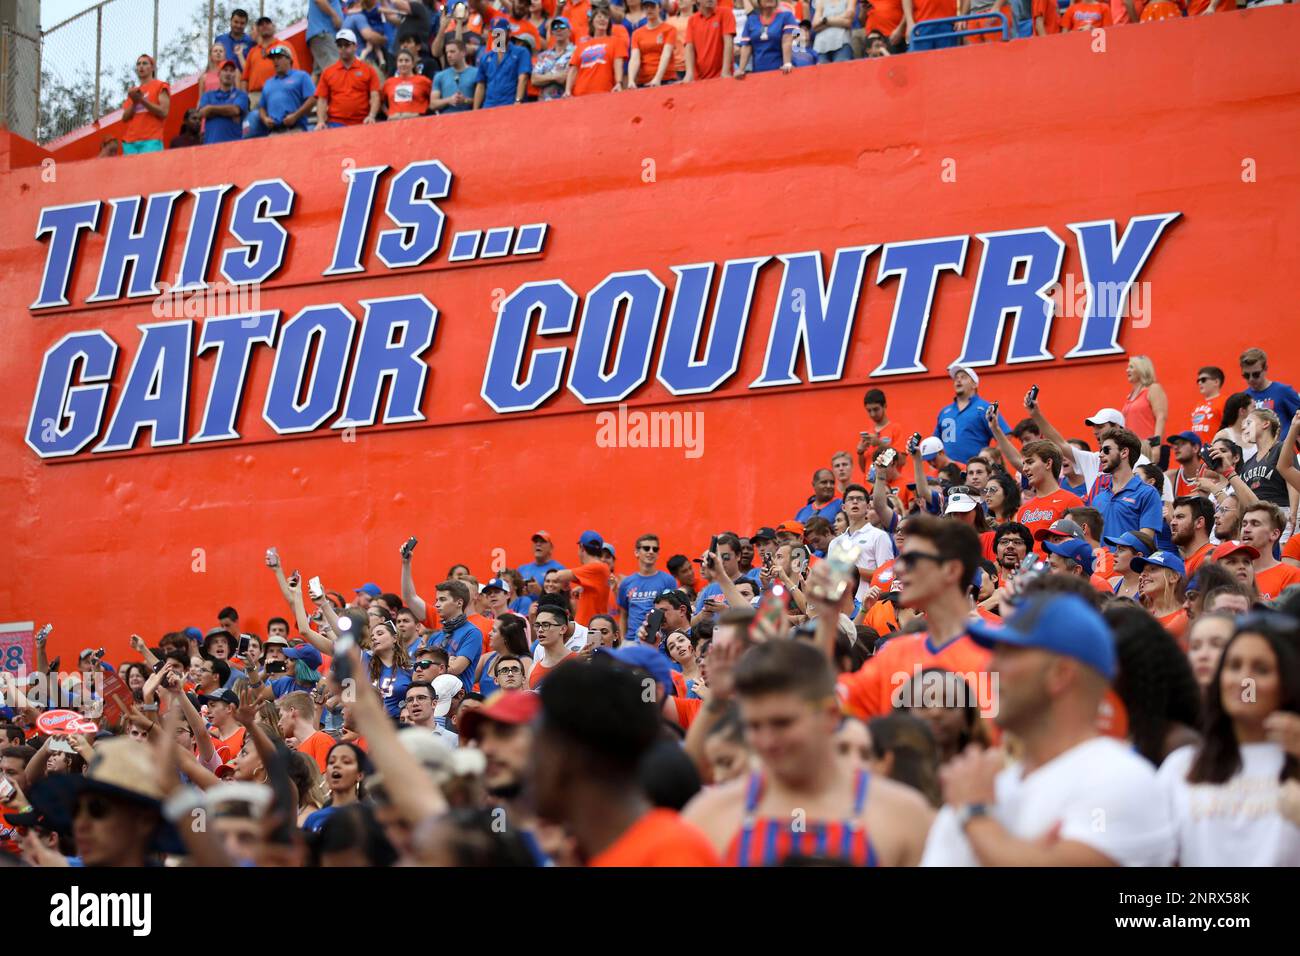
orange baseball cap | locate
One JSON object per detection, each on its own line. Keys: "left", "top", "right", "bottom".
{"left": 776, "top": 520, "right": 805, "bottom": 536}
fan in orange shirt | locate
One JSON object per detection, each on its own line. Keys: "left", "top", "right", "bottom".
{"left": 1140, "top": 0, "right": 1182, "bottom": 19}
{"left": 552, "top": 531, "right": 614, "bottom": 625}
{"left": 1060, "top": 0, "right": 1112, "bottom": 30}
{"left": 1032, "top": 0, "right": 1061, "bottom": 32}
{"left": 857, "top": 388, "right": 909, "bottom": 479}
{"left": 1016, "top": 441, "right": 1084, "bottom": 545}
{"left": 531, "top": 654, "right": 720, "bottom": 866}
{"left": 628, "top": 0, "right": 676, "bottom": 86}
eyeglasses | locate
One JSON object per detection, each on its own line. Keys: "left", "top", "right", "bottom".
{"left": 535, "top": 621, "right": 565, "bottom": 631}
{"left": 895, "top": 551, "right": 948, "bottom": 571}
{"left": 74, "top": 795, "right": 113, "bottom": 821}
{"left": 844, "top": 495, "right": 868, "bottom": 504}
{"left": 495, "top": 665, "right": 523, "bottom": 676}
{"left": 406, "top": 695, "right": 433, "bottom": 704}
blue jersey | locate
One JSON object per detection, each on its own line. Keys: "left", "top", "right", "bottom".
{"left": 694, "top": 569, "right": 761, "bottom": 614}
{"left": 432, "top": 65, "right": 479, "bottom": 112}
{"left": 199, "top": 87, "right": 248, "bottom": 144}
{"left": 360, "top": 652, "right": 413, "bottom": 718}
{"left": 1248, "top": 381, "right": 1300, "bottom": 423}
{"left": 739, "top": 9, "right": 797, "bottom": 73}
{"left": 260, "top": 69, "right": 315, "bottom": 128}
{"left": 477, "top": 43, "right": 531, "bottom": 108}
{"left": 933, "top": 394, "right": 1009, "bottom": 464}
{"left": 418, "top": 620, "right": 484, "bottom": 694}
{"left": 618, "top": 570, "right": 678, "bottom": 639}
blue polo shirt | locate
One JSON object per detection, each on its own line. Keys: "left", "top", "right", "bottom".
{"left": 432, "top": 65, "right": 479, "bottom": 112}
{"left": 796, "top": 497, "right": 842, "bottom": 524}
{"left": 477, "top": 43, "right": 531, "bottom": 108}
{"left": 418, "top": 620, "right": 484, "bottom": 694}
{"left": 216, "top": 31, "right": 255, "bottom": 64}
{"left": 1087, "top": 472, "right": 1164, "bottom": 543}
{"left": 198, "top": 87, "right": 249, "bottom": 144}
{"left": 307, "top": 0, "right": 344, "bottom": 40}
{"left": 933, "top": 394, "right": 1008, "bottom": 464}
{"left": 1247, "top": 381, "right": 1300, "bottom": 423}
{"left": 260, "top": 69, "right": 316, "bottom": 128}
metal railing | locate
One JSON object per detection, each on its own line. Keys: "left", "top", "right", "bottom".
{"left": 33, "top": 0, "right": 303, "bottom": 144}
{"left": 913, "top": 11, "right": 1012, "bottom": 44}
{"left": 1, "top": 24, "right": 41, "bottom": 142}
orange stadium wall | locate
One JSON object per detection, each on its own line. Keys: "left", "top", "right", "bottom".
{"left": 2, "top": 9, "right": 1299, "bottom": 668}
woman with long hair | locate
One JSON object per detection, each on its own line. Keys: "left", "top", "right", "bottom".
{"left": 1214, "top": 392, "right": 1257, "bottom": 459}
{"left": 201, "top": 42, "right": 227, "bottom": 92}
{"left": 586, "top": 613, "right": 621, "bottom": 651}
{"left": 666, "top": 630, "right": 704, "bottom": 698}
{"left": 1240, "top": 407, "right": 1289, "bottom": 512}
{"left": 120, "top": 662, "right": 151, "bottom": 701}
{"left": 287, "top": 750, "right": 330, "bottom": 826}
{"left": 476, "top": 613, "right": 533, "bottom": 695}
{"left": 304, "top": 741, "right": 372, "bottom": 834}
{"left": 1132, "top": 552, "right": 1189, "bottom": 647}
{"left": 364, "top": 620, "right": 412, "bottom": 718}
{"left": 865, "top": 712, "right": 942, "bottom": 807}
{"left": 1121, "top": 354, "right": 1167, "bottom": 457}
{"left": 982, "top": 471, "right": 1022, "bottom": 524}
{"left": 1158, "top": 613, "right": 1300, "bottom": 864}
{"left": 897, "top": 667, "right": 990, "bottom": 765}
{"left": 1186, "top": 611, "right": 1235, "bottom": 693}
{"left": 1105, "top": 604, "right": 1202, "bottom": 766}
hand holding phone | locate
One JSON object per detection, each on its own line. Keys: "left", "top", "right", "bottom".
{"left": 308, "top": 576, "right": 324, "bottom": 602}
{"left": 400, "top": 536, "right": 418, "bottom": 560}
{"left": 906, "top": 433, "right": 921, "bottom": 456}
{"left": 35, "top": 624, "right": 51, "bottom": 647}
{"left": 1025, "top": 384, "right": 1040, "bottom": 409}
{"left": 265, "top": 547, "right": 279, "bottom": 568}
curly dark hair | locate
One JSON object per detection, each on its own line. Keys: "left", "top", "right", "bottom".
{"left": 1105, "top": 604, "right": 1203, "bottom": 766}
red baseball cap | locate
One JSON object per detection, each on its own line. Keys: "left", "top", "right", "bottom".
{"left": 1212, "top": 540, "right": 1259, "bottom": 562}
{"left": 219, "top": 59, "right": 239, "bottom": 70}
{"left": 531, "top": 530, "right": 552, "bottom": 543}
{"left": 458, "top": 690, "right": 540, "bottom": 741}
{"left": 776, "top": 520, "right": 805, "bottom": 536}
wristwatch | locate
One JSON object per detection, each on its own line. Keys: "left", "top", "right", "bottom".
{"left": 956, "top": 803, "right": 990, "bottom": 829}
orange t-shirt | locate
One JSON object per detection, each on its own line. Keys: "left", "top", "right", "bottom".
{"left": 566, "top": 0, "right": 592, "bottom": 39}
{"left": 670, "top": 696, "right": 703, "bottom": 731}
{"left": 383, "top": 74, "right": 432, "bottom": 115}
{"left": 1017, "top": 488, "right": 1085, "bottom": 544}
{"left": 298, "top": 730, "right": 335, "bottom": 773}
{"left": 1032, "top": 0, "right": 1060, "bottom": 31}
{"left": 866, "top": 0, "right": 904, "bottom": 34}
{"left": 837, "top": 631, "right": 993, "bottom": 719}
{"left": 316, "top": 59, "right": 381, "bottom": 125}
{"left": 1282, "top": 534, "right": 1300, "bottom": 567}
{"left": 685, "top": 6, "right": 736, "bottom": 79}
{"left": 121, "top": 79, "right": 170, "bottom": 143}
{"left": 1254, "top": 562, "right": 1300, "bottom": 601}
{"left": 1092, "top": 546, "right": 1116, "bottom": 579}
{"left": 570, "top": 33, "right": 629, "bottom": 96}
{"left": 632, "top": 21, "right": 676, "bottom": 85}
{"left": 1061, "top": 1, "right": 1113, "bottom": 29}
{"left": 588, "top": 809, "right": 721, "bottom": 866}
{"left": 214, "top": 726, "right": 246, "bottom": 764}
{"left": 1183, "top": 540, "right": 1215, "bottom": 580}
{"left": 1109, "top": 0, "right": 1146, "bottom": 22}
{"left": 572, "top": 561, "right": 613, "bottom": 625}
{"left": 1139, "top": 0, "right": 1180, "bottom": 17}
{"left": 1187, "top": 0, "right": 1235, "bottom": 13}
{"left": 243, "top": 40, "right": 298, "bottom": 92}
{"left": 1158, "top": 608, "right": 1190, "bottom": 652}
{"left": 912, "top": 0, "right": 957, "bottom": 22}
{"left": 1189, "top": 393, "right": 1226, "bottom": 442}
{"left": 529, "top": 652, "right": 577, "bottom": 689}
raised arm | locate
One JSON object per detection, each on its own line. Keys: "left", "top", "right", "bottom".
{"left": 871, "top": 454, "right": 896, "bottom": 527}
{"left": 987, "top": 405, "right": 1023, "bottom": 473}
{"left": 401, "top": 547, "right": 429, "bottom": 621}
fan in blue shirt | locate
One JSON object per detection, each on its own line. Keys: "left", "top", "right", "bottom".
{"left": 253, "top": 54, "right": 316, "bottom": 133}
{"left": 934, "top": 365, "right": 1010, "bottom": 464}
{"left": 738, "top": 5, "right": 797, "bottom": 73}
{"left": 215, "top": 14, "right": 255, "bottom": 66}
{"left": 795, "top": 468, "right": 842, "bottom": 524}
{"left": 617, "top": 565, "right": 677, "bottom": 640}
{"left": 198, "top": 76, "right": 248, "bottom": 145}
{"left": 517, "top": 532, "right": 565, "bottom": 590}
{"left": 475, "top": 21, "right": 532, "bottom": 108}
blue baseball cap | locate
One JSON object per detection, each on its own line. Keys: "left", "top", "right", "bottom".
{"left": 490, "top": 16, "right": 511, "bottom": 32}
{"left": 1102, "top": 530, "right": 1156, "bottom": 555}
{"left": 355, "top": 583, "right": 382, "bottom": 598}
{"left": 183, "top": 626, "right": 204, "bottom": 642}
{"left": 551, "top": 15, "right": 571, "bottom": 27}
{"left": 483, "top": 577, "right": 509, "bottom": 593}
{"left": 602, "top": 543, "right": 617, "bottom": 558}
{"left": 283, "top": 643, "right": 323, "bottom": 670}
{"left": 968, "top": 593, "right": 1116, "bottom": 681}
{"left": 579, "top": 530, "right": 604, "bottom": 549}
{"left": 594, "top": 643, "right": 674, "bottom": 694}
{"left": 1130, "top": 550, "right": 1186, "bottom": 578}
{"left": 1042, "top": 537, "right": 1094, "bottom": 575}
{"left": 1168, "top": 430, "right": 1202, "bottom": 447}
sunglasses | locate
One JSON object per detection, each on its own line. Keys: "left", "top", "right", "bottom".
{"left": 895, "top": 551, "right": 948, "bottom": 571}
{"left": 75, "top": 795, "right": 113, "bottom": 821}
{"left": 1241, "top": 369, "right": 1265, "bottom": 380}
{"left": 639, "top": 545, "right": 660, "bottom": 552}
{"left": 413, "top": 660, "right": 437, "bottom": 669}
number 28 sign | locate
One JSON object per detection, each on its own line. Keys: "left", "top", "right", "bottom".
{"left": 0, "top": 621, "right": 35, "bottom": 674}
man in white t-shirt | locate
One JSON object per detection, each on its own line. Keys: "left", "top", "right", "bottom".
{"left": 829, "top": 482, "right": 893, "bottom": 602}
{"left": 921, "top": 593, "right": 1175, "bottom": 866}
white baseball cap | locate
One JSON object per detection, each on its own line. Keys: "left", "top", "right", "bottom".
{"left": 335, "top": 28, "right": 358, "bottom": 44}
{"left": 1084, "top": 407, "right": 1126, "bottom": 427}
{"left": 432, "top": 673, "right": 463, "bottom": 718}
{"left": 919, "top": 436, "right": 945, "bottom": 461}
{"left": 948, "top": 363, "right": 980, "bottom": 387}
{"left": 945, "top": 492, "right": 979, "bottom": 515}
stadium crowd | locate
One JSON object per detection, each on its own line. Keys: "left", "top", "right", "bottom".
{"left": 3, "top": 345, "right": 1300, "bottom": 867}
{"left": 101, "top": 0, "right": 1268, "bottom": 153}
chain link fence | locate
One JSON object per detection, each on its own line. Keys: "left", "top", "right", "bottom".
{"left": 31, "top": 0, "right": 304, "bottom": 145}
{"left": 1, "top": 24, "right": 41, "bottom": 141}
